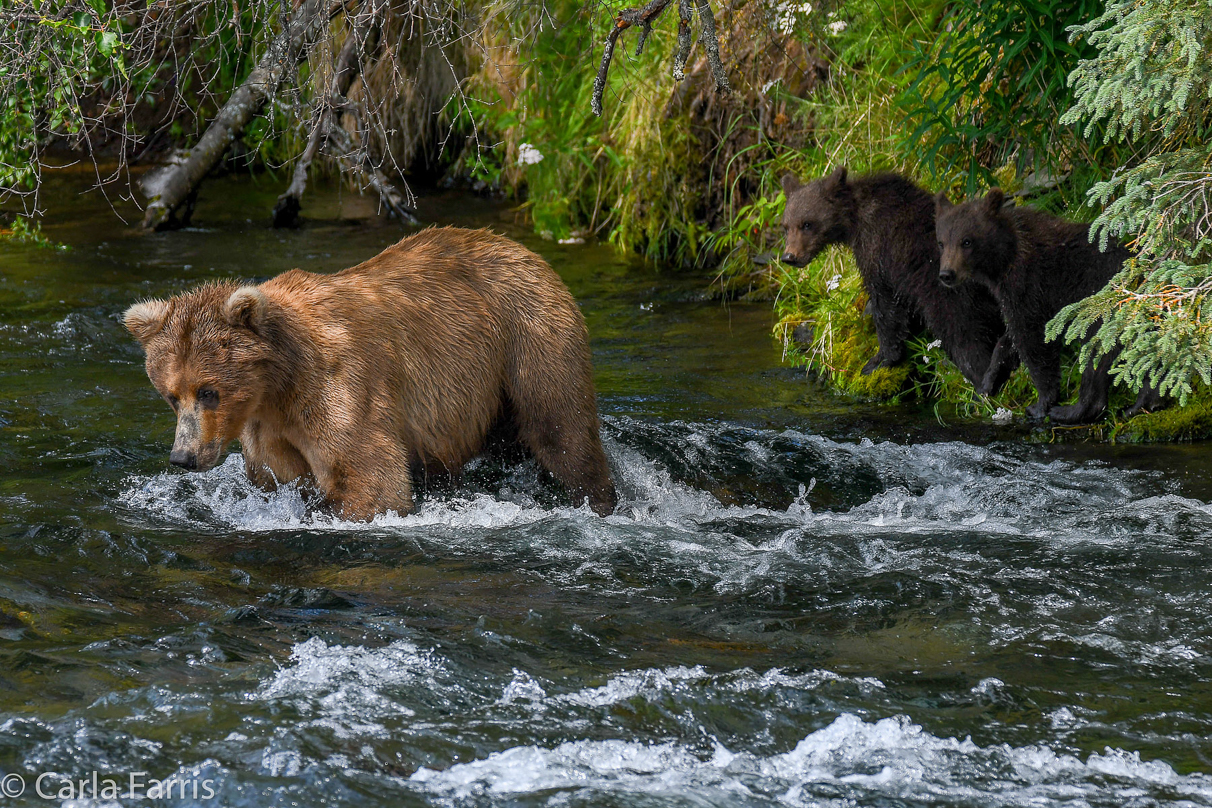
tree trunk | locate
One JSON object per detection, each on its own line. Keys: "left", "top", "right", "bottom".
{"left": 273, "top": 0, "right": 383, "bottom": 227}
{"left": 140, "top": 0, "right": 341, "bottom": 230}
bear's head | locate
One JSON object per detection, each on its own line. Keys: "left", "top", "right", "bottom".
{"left": 124, "top": 283, "right": 275, "bottom": 472}
{"left": 779, "top": 166, "right": 856, "bottom": 267}
{"left": 934, "top": 188, "right": 1015, "bottom": 288}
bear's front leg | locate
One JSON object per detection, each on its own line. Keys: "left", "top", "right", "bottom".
{"left": 861, "top": 290, "right": 914, "bottom": 375}
{"left": 311, "top": 441, "right": 415, "bottom": 522}
{"left": 240, "top": 422, "right": 314, "bottom": 492}
{"left": 1014, "top": 335, "right": 1062, "bottom": 421}
{"left": 976, "top": 334, "right": 1019, "bottom": 397}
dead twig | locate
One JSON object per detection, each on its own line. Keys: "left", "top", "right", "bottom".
{"left": 591, "top": 0, "right": 730, "bottom": 116}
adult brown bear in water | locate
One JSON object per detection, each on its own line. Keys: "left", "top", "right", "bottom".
{"left": 123, "top": 227, "right": 618, "bottom": 519}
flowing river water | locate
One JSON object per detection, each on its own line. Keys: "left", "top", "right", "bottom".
{"left": 2, "top": 173, "right": 1212, "bottom": 806}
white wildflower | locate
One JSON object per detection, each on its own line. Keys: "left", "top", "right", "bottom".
{"left": 925, "top": 339, "right": 942, "bottom": 350}
{"left": 992, "top": 407, "right": 1013, "bottom": 425}
{"left": 826, "top": 19, "right": 847, "bottom": 35}
{"left": 762, "top": 79, "right": 780, "bottom": 95}
{"left": 825, "top": 272, "right": 841, "bottom": 292}
{"left": 774, "top": 0, "right": 812, "bottom": 34}
{"left": 517, "top": 143, "right": 544, "bottom": 166}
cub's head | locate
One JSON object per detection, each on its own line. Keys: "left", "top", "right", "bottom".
{"left": 779, "top": 166, "right": 856, "bottom": 268}
{"left": 934, "top": 188, "right": 1014, "bottom": 288}
{"left": 124, "top": 283, "right": 275, "bottom": 472}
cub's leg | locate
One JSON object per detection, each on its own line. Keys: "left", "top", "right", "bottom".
{"left": 861, "top": 288, "right": 915, "bottom": 375}
{"left": 1123, "top": 384, "right": 1167, "bottom": 418}
{"left": 976, "top": 334, "right": 1019, "bottom": 397}
{"left": 1050, "top": 350, "right": 1117, "bottom": 425}
{"left": 1012, "top": 328, "right": 1063, "bottom": 420}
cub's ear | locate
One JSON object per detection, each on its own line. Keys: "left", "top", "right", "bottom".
{"left": 826, "top": 165, "right": 848, "bottom": 189}
{"left": 124, "top": 299, "right": 170, "bottom": 344}
{"left": 224, "top": 286, "right": 269, "bottom": 333}
{"left": 984, "top": 188, "right": 1006, "bottom": 216}
{"left": 780, "top": 173, "right": 802, "bottom": 196}
{"left": 934, "top": 190, "right": 952, "bottom": 211}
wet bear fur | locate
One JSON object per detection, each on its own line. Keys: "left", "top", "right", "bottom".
{"left": 123, "top": 226, "right": 618, "bottom": 519}
{"left": 934, "top": 189, "right": 1140, "bottom": 424}
{"left": 780, "top": 167, "right": 1015, "bottom": 392}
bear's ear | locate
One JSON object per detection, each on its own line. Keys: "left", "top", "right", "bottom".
{"left": 826, "top": 165, "right": 848, "bottom": 189}
{"left": 224, "top": 286, "right": 269, "bottom": 333}
{"left": 780, "top": 173, "right": 802, "bottom": 196}
{"left": 984, "top": 188, "right": 1006, "bottom": 216}
{"left": 934, "top": 190, "right": 952, "bottom": 211}
{"left": 124, "top": 298, "right": 170, "bottom": 344}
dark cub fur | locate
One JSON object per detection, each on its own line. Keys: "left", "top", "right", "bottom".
{"left": 781, "top": 168, "right": 1014, "bottom": 391}
{"left": 934, "top": 188, "right": 1138, "bottom": 423}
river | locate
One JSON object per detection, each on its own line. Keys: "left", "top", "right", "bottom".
{"left": 1, "top": 172, "right": 1211, "bottom": 806}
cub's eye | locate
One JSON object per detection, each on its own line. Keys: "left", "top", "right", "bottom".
{"left": 801, "top": 221, "right": 813, "bottom": 231}
{"left": 937, "top": 241, "right": 944, "bottom": 249}
{"left": 197, "top": 387, "right": 220, "bottom": 408}
{"left": 962, "top": 238, "right": 972, "bottom": 248}
{"left": 167, "top": 394, "right": 179, "bottom": 411}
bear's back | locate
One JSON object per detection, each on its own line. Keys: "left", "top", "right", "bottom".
{"left": 1006, "top": 207, "right": 1129, "bottom": 304}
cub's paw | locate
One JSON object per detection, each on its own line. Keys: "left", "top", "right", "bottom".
{"left": 1025, "top": 400, "right": 1052, "bottom": 421}
{"left": 860, "top": 352, "right": 900, "bottom": 376}
{"left": 1048, "top": 403, "right": 1103, "bottom": 425}
{"left": 1122, "top": 388, "right": 1166, "bottom": 419}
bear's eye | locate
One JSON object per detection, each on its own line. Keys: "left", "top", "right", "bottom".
{"left": 197, "top": 387, "right": 220, "bottom": 409}
{"left": 801, "top": 221, "right": 813, "bottom": 231}
{"left": 166, "top": 394, "right": 179, "bottom": 411}
{"left": 937, "top": 241, "right": 944, "bottom": 249}
{"left": 962, "top": 238, "right": 972, "bottom": 248}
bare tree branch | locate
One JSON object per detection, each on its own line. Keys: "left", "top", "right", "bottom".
{"left": 326, "top": 118, "right": 419, "bottom": 222}
{"left": 140, "top": 0, "right": 345, "bottom": 230}
{"left": 591, "top": 0, "right": 729, "bottom": 117}
{"left": 273, "top": 0, "right": 386, "bottom": 227}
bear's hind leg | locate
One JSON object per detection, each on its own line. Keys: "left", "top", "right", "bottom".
{"left": 1049, "top": 350, "right": 1117, "bottom": 425}
{"left": 1123, "top": 384, "right": 1167, "bottom": 418}
{"left": 506, "top": 376, "right": 617, "bottom": 516}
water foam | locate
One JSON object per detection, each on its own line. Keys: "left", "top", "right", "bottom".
{"left": 408, "top": 712, "right": 1212, "bottom": 805}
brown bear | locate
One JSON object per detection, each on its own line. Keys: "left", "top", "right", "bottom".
{"left": 124, "top": 226, "right": 618, "bottom": 519}
{"left": 934, "top": 189, "right": 1136, "bottom": 423}
{"left": 780, "top": 168, "right": 1016, "bottom": 392}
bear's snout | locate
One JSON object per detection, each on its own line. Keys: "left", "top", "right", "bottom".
{"left": 169, "top": 448, "right": 198, "bottom": 470}
{"left": 938, "top": 268, "right": 958, "bottom": 287}
{"left": 781, "top": 252, "right": 806, "bottom": 268}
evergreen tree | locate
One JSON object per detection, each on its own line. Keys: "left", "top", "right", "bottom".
{"left": 1047, "top": 0, "right": 1212, "bottom": 403}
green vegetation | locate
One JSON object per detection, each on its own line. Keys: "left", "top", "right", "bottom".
{"left": 2, "top": 0, "right": 1209, "bottom": 439}
{"left": 1047, "top": 0, "right": 1212, "bottom": 407}
{"left": 458, "top": 0, "right": 1210, "bottom": 438}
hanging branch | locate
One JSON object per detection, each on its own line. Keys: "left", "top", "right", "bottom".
{"left": 140, "top": 0, "right": 345, "bottom": 230}
{"left": 325, "top": 117, "right": 418, "bottom": 222}
{"left": 591, "top": 0, "right": 730, "bottom": 117}
{"left": 273, "top": 0, "right": 385, "bottom": 227}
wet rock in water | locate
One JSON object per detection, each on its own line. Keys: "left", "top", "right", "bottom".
{"left": 222, "top": 605, "right": 263, "bottom": 624}
{"left": 791, "top": 321, "right": 814, "bottom": 348}
{"left": 257, "top": 586, "right": 353, "bottom": 610}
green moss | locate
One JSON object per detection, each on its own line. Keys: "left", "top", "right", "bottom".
{"left": 1114, "top": 391, "right": 1212, "bottom": 443}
